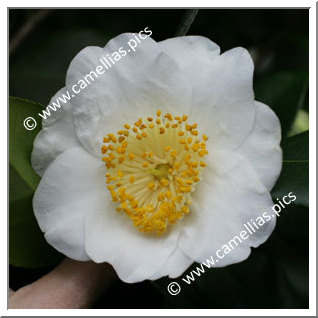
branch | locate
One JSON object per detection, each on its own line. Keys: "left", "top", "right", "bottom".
{"left": 175, "top": 9, "right": 199, "bottom": 37}
{"left": 9, "top": 9, "right": 54, "bottom": 56}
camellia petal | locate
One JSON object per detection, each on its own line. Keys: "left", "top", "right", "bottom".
{"left": 33, "top": 147, "right": 106, "bottom": 261}
{"left": 149, "top": 247, "right": 193, "bottom": 280}
{"left": 85, "top": 204, "right": 181, "bottom": 283}
{"left": 160, "top": 36, "right": 220, "bottom": 70}
{"left": 31, "top": 88, "right": 80, "bottom": 176}
{"left": 65, "top": 33, "right": 192, "bottom": 157}
{"left": 161, "top": 39, "right": 255, "bottom": 152}
{"left": 236, "top": 101, "right": 282, "bottom": 190}
{"left": 179, "top": 150, "right": 276, "bottom": 267}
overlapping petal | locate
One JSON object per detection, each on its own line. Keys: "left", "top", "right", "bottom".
{"left": 31, "top": 88, "right": 80, "bottom": 176}
{"left": 33, "top": 147, "right": 104, "bottom": 261}
{"left": 65, "top": 33, "right": 192, "bottom": 157}
{"left": 161, "top": 37, "right": 255, "bottom": 152}
{"left": 179, "top": 150, "right": 276, "bottom": 266}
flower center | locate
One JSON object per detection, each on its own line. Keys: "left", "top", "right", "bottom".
{"left": 101, "top": 110, "right": 209, "bottom": 235}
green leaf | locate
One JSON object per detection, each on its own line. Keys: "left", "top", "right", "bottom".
{"left": 271, "top": 131, "right": 309, "bottom": 207}
{"left": 254, "top": 71, "right": 308, "bottom": 137}
{"left": 9, "top": 96, "right": 63, "bottom": 268}
{"left": 288, "top": 109, "right": 309, "bottom": 137}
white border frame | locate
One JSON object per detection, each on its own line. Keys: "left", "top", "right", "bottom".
{"left": 3, "top": 1, "right": 316, "bottom": 316}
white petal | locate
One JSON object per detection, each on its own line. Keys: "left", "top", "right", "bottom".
{"left": 31, "top": 88, "right": 80, "bottom": 176}
{"left": 162, "top": 39, "right": 255, "bottom": 151}
{"left": 33, "top": 147, "right": 106, "bottom": 261}
{"left": 160, "top": 36, "right": 220, "bottom": 70}
{"left": 85, "top": 204, "right": 181, "bottom": 284}
{"left": 179, "top": 150, "right": 276, "bottom": 267}
{"left": 65, "top": 34, "right": 192, "bottom": 156}
{"left": 149, "top": 248, "right": 193, "bottom": 280}
{"left": 236, "top": 101, "right": 282, "bottom": 190}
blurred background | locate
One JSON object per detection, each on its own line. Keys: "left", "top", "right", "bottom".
{"left": 9, "top": 9, "right": 309, "bottom": 309}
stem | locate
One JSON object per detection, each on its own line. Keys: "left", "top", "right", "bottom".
{"left": 175, "top": 9, "right": 199, "bottom": 37}
{"left": 9, "top": 9, "right": 54, "bottom": 56}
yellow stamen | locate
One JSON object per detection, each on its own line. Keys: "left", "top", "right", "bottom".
{"left": 101, "top": 110, "right": 209, "bottom": 235}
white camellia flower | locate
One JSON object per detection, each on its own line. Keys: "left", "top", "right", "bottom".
{"left": 32, "top": 34, "right": 282, "bottom": 283}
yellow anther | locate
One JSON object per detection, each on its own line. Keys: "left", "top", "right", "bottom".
{"left": 156, "top": 110, "right": 161, "bottom": 116}
{"left": 157, "top": 192, "right": 165, "bottom": 201}
{"left": 129, "top": 153, "right": 135, "bottom": 160}
{"left": 160, "top": 178, "right": 169, "bottom": 187}
{"left": 117, "top": 170, "right": 124, "bottom": 178}
{"left": 193, "top": 176, "right": 200, "bottom": 182}
{"left": 156, "top": 119, "right": 161, "bottom": 125}
{"left": 136, "top": 134, "right": 142, "bottom": 140}
{"left": 164, "top": 146, "right": 171, "bottom": 152}
{"left": 165, "top": 113, "right": 173, "bottom": 120}
{"left": 132, "top": 127, "right": 138, "bottom": 133}
{"left": 182, "top": 115, "right": 188, "bottom": 121}
{"left": 118, "top": 136, "right": 125, "bottom": 143}
{"left": 159, "top": 127, "right": 165, "bottom": 134}
{"left": 149, "top": 123, "right": 155, "bottom": 128}
{"left": 147, "top": 182, "right": 155, "bottom": 190}
{"left": 124, "top": 124, "right": 131, "bottom": 129}
{"left": 176, "top": 177, "right": 184, "bottom": 185}
{"left": 142, "top": 162, "right": 149, "bottom": 168}
{"left": 141, "top": 131, "right": 147, "bottom": 138}
{"left": 147, "top": 117, "right": 153, "bottom": 122}
{"left": 192, "top": 143, "right": 200, "bottom": 152}
{"left": 178, "top": 131, "right": 185, "bottom": 136}
{"left": 129, "top": 175, "right": 135, "bottom": 183}
{"left": 203, "top": 134, "right": 208, "bottom": 141}
{"left": 179, "top": 186, "right": 192, "bottom": 193}
{"left": 199, "top": 150, "right": 209, "bottom": 157}
{"left": 101, "top": 145, "right": 107, "bottom": 154}
{"left": 200, "top": 161, "right": 207, "bottom": 167}
{"left": 182, "top": 206, "right": 190, "bottom": 214}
